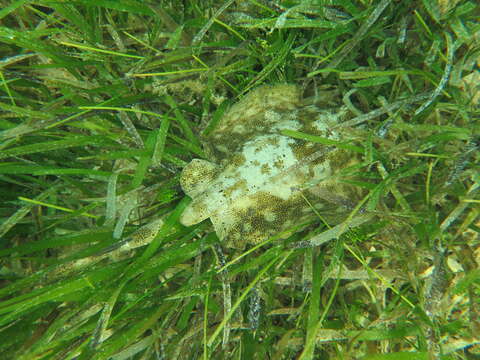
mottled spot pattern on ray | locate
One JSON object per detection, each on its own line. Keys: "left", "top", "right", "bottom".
{"left": 180, "top": 84, "right": 361, "bottom": 248}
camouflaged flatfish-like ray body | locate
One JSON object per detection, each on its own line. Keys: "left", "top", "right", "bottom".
{"left": 180, "top": 84, "right": 360, "bottom": 248}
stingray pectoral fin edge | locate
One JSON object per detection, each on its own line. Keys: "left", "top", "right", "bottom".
{"left": 179, "top": 158, "right": 218, "bottom": 198}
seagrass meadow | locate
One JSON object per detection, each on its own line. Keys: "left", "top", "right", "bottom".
{"left": 0, "top": 1, "right": 479, "bottom": 359}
